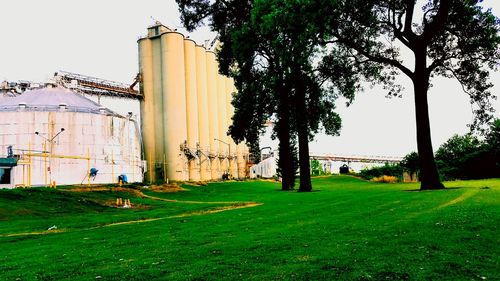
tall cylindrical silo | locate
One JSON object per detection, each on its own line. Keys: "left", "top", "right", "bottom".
{"left": 161, "top": 32, "right": 188, "bottom": 181}
{"left": 184, "top": 39, "right": 200, "bottom": 181}
{"left": 195, "top": 45, "right": 211, "bottom": 181}
{"left": 206, "top": 51, "right": 220, "bottom": 180}
{"left": 151, "top": 37, "right": 165, "bottom": 181}
{"left": 216, "top": 71, "right": 228, "bottom": 176}
{"left": 138, "top": 38, "right": 156, "bottom": 182}
{"left": 225, "top": 77, "right": 238, "bottom": 178}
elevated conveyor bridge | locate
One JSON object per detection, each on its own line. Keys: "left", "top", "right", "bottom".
{"left": 310, "top": 154, "right": 403, "bottom": 164}
{"left": 54, "top": 71, "right": 142, "bottom": 99}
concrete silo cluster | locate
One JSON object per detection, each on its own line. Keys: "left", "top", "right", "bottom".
{"left": 138, "top": 24, "right": 249, "bottom": 182}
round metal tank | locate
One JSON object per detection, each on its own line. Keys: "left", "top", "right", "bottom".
{"left": 0, "top": 88, "right": 143, "bottom": 187}
{"left": 161, "top": 32, "right": 188, "bottom": 181}
{"left": 138, "top": 38, "right": 156, "bottom": 182}
{"left": 184, "top": 39, "right": 200, "bottom": 181}
{"left": 206, "top": 51, "right": 220, "bottom": 180}
{"left": 195, "top": 45, "right": 211, "bottom": 181}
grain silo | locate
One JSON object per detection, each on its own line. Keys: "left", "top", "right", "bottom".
{"left": 217, "top": 69, "right": 228, "bottom": 175}
{"left": 225, "top": 77, "right": 239, "bottom": 178}
{"left": 0, "top": 87, "right": 143, "bottom": 188}
{"left": 138, "top": 38, "right": 157, "bottom": 182}
{"left": 138, "top": 23, "right": 249, "bottom": 182}
{"left": 162, "top": 32, "right": 189, "bottom": 181}
{"left": 206, "top": 51, "right": 220, "bottom": 180}
{"left": 184, "top": 38, "right": 200, "bottom": 181}
{"left": 195, "top": 45, "right": 211, "bottom": 181}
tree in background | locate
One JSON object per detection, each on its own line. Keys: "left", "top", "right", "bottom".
{"left": 435, "top": 134, "right": 480, "bottom": 180}
{"left": 436, "top": 119, "right": 500, "bottom": 180}
{"left": 400, "top": 152, "right": 420, "bottom": 181}
{"left": 485, "top": 119, "right": 500, "bottom": 159}
{"left": 321, "top": 0, "right": 500, "bottom": 190}
{"left": 310, "top": 159, "right": 324, "bottom": 176}
{"left": 481, "top": 119, "right": 500, "bottom": 177}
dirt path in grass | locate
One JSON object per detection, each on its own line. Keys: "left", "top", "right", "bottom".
{"left": 436, "top": 189, "right": 479, "bottom": 209}
{"left": 403, "top": 188, "right": 480, "bottom": 221}
{"left": 62, "top": 186, "right": 251, "bottom": 205}
{"left": 1, "top": 188, "right": 262, "bottom": 237}
{"left": 140, "top": 192, "right": 254, "bottom": 205}
{"left": 93, "top": 202, "right": 262, "bottom": 229}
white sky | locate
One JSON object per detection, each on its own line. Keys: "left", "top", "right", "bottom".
{"left": 0, "top": 0, "right": 499, "bottom": 157}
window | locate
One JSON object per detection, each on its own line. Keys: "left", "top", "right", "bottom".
{"left": 0, "top": 168, "right": 11, "bottom": 184}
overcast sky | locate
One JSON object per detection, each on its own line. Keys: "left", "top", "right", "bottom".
{"left": 0, "top": 0, "right": 499, "bottom": 157}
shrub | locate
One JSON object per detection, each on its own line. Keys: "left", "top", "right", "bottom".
{"left": 359, "top": 163, "right": 403, "bottom": 181}
{"left": 370, "top": 175, "right": 398, "bottom": 183}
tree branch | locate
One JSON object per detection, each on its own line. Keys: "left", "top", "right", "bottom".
{"left": 421, "top": 0, "right": 451, "bottom": 43}
{"left": 403, "top": 0, "right": 415, "bottom": 36}
{"left": 339, "top": 38, "right": 413, "bottom": 78}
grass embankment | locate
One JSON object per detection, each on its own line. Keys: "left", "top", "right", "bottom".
{"left": 0, "top": 176, "right": 498, "bottom": 280}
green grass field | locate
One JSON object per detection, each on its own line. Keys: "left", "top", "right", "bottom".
{"left": 1, "top": 176, "right": 498, "bottom": 280}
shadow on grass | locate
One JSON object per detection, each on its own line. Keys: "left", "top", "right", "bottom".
{"left": 275, "top": 189, "right": 322, "bottom": 192}
{"left": 404, "top": 187, "right": 461, "bottom": 192}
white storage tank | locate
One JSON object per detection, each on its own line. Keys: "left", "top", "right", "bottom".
{"left": 0, "top": 87, "right": 143, "bottom": 188}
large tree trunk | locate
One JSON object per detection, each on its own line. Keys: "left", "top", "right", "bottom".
{"left": 294, "top": 74, "right": 312, "bottom": 192}
{"left": 413, "top": 49, "right": 445, "bottom": 190}
{"left": 277, "top": 82, "right": 294, "bottom": 191}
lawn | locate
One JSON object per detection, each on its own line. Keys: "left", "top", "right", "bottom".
{"left": 0, "top": 176, "right": 498, "bottom": 280}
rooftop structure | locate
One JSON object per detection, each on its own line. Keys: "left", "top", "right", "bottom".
{"left": 0, "top": 86, "right": 118, "bottom": 115}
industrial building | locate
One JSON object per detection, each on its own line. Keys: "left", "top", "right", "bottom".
{"left": 0, "top": 23, "right": 251, "bottom": 188}
{"left": 138, "top": 23, "right": 249, "bottom": 182}
{"left": 0, "top": 87, "right": 143, "bottom": 188}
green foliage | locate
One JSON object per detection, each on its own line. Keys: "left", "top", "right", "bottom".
{"left": 322, "top": 0, "right": 500, "bottom": 131}
{"left": 1, "top": 177, "right": 499, "bottom": 280}
{"left": 310, "top": 159, "right": 326, "bottom": 176}
{"left": 400, "top": 151, "right": 420, "bottom": 179}
{"left": 436, "top": 120, "right": 500, "bottom": 180}
{"left": 435, "top": 134, "right": 481, "bottom": 180}
{"left": 485, "top": 118, "right": 500, "bottom": 154}
{"left": 359, "top": 163, "right": 403, "bottom": 181}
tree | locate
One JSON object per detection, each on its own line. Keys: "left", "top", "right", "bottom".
{"left": 400, "top": 151, "right": 419, "bottom": 181}
{"left": 321, "top": 0, "right": 500, "bottom": 190}
{"left": 478, "top": 118, "right": 500, "bottom": 178}
{"left": 177, "top": 0, "right": 346, "bottom": 191}
{"left": 435, "top": 134, "right": 480, "bottom": 180}
{"left": 178, "top": 0, "right": 299, "bottom": 190}
{"left": 310, "top": 159, "right": 322, "bottom": 176}
{"left": 243, "top": 0, "right": 351, "bottom": 191}
{"left": 436, "top": 120, "right": 500, "bottom": 180}
{"left": 485, "top": 118, "right": 500, "bottom": 152}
